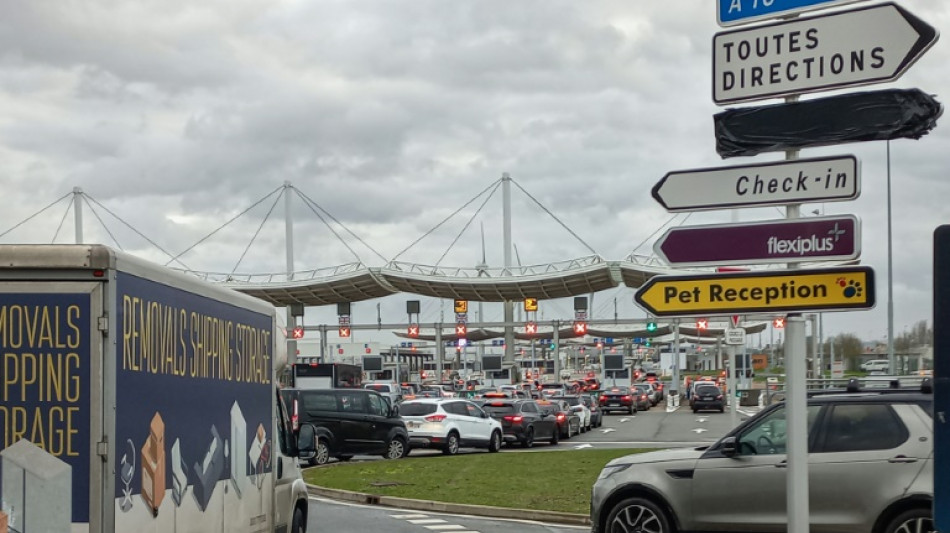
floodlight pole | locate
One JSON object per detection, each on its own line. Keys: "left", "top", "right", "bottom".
{"left": 73, "top": 187, "right": 84, "bottom": 244}
{"left": 502, "top": 173, "right": 515, "bottom": 373}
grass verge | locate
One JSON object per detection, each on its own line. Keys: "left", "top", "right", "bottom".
{"left": 303, "top": 448, "right": 649, "bottom": 515}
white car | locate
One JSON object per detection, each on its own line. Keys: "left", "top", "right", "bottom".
{"left": 400, "top": 398, "right": 503, "bottom": 455}
{"left": 552, "top": 395, "right": 592, "bottom": 432}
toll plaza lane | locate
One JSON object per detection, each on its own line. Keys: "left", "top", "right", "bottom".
{"left": 308, "top": 496, "right": 586, "bottom": 533}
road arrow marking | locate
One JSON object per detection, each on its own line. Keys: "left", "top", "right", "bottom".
{"left": 618, "top": 418, "right": 631, "bottom": 423}
{"left": 692, "top": 428, "right": 709, "bottom": 434}
{"left": 696, "top": 417, "right": 708, "bottom": 423}
{"left": 601, "top": 428, "right": 616, "bottom": 434}
{"left": 574, "top": 444, "right": 593, "bottom": 450}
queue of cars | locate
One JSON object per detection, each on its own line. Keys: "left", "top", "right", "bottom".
{"left": 283, "top": 381, "right": 613, "bottom": 464}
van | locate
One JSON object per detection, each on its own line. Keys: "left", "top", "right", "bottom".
{"left": 281, "top": 388, "right": 410, "bottom": 465}
{"left": 861, "top": 359, "right": 890, "bottom": 373}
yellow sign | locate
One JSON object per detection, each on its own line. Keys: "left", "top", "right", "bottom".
{"left": 524, "top": 297, "right": 539, "bottom": 312}
{"left": 454, "top": 299, "right": 468, "bottom": 313}
{"left": 635, "top": 267, "right": 875, "bottom": 317}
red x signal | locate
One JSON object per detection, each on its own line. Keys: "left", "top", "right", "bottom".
{"left": 773, "top": 317, "right": 786, "bottom": 329}
{"left": 407, "top": 324, "right": 420, "bottom": 338}
{"left": 696, "top": 319, "right": 709, "bottom": 330}
{"left": 525, "top": 321, "right": 538, "bottom": 334}
{"left": 456, "top": 323, "right": 467, "bottom": 337}
{"left": 338, "top": 327, "right": 351, "bottom": 338}
{"left": 573, "top": 321, "right": 587, "bottom": 335}
{"left": 292, "top": 327, "right": 305, "bottom": 339}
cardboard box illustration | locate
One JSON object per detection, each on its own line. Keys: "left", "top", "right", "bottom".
{"left": 141, "top": 412, "right": 166, "bottom": 515}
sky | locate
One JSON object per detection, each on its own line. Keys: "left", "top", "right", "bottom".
{"left": 1, "top": 0, "right": 948, "bottom": 347}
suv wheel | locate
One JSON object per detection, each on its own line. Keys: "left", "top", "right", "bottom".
{"left": 884, "top": 507, "right": 933, "bottom": 533}
{"left": 309, "top": 438, "right": 330, "bottom": 466}
{"left": 521, "top": 427, "right": 535, "bottom": 448}
{"left": 383, "top": 436, "right": 407, "bottom": 459}
{"left": 488, "top": 430, "right": 502, "bottom": 453}
{"left": 605, "top": 496, "right": 672, "bottom": 533}
{"left": 443, "top": 431, "right": 460, "bottom": 455}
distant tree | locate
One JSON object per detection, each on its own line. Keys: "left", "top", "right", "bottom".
{"left": 824, "top": 333, "right": 864, "bottom": 371}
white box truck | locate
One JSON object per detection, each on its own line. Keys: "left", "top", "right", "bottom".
{"left": 0, "top": 245, "right": 314, "bottom": 532}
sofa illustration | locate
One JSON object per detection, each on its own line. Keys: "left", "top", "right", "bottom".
{"left": 140, "top": 413, "right": 166, "bottom": 516}
{"left": 193, "top": 425, "right": 224, "bottom": 512}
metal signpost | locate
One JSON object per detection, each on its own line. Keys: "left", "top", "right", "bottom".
{"left": 934, "top": 226, "right": 950, "bottom": 531}
{"left": 713, "top": 3, "right": 939, "bottom": 104}
{"left": 652, "top": 155, "right": 859, "bottom": 212}
{"left": 653, "top": 215, "right": 860, "bottom": 267}
{"left": 717, "top": 0, "right": 869, "bottom": 27}
{"left": 634, "top": 266, "right": 875, "bottom": 317}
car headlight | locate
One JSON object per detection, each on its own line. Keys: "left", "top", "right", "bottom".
{"left": 597, "top": 463, "right": 632, "bottom": 481}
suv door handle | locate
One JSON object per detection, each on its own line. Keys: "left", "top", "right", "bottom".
{"left": 888, "top": 455, "right": 918, "bottom": 464}
{"left": 775, "top": 460, "right": 787, "bottom": 468}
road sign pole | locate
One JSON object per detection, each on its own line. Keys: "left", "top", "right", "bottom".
{"left": 728, "top": 344, "right": 737, "bottom": 425}
{"left": 784, "top": 91, "right": 811, "bottom": 533}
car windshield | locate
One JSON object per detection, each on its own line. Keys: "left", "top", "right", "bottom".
{"left": 365, "top": 384, "right": 392, "bottom": 392}
{"left": 399, "top": 403, "right": 438, "bottom": 416}
{"left": 552, "top": 396, "right": 580, "bottom": 406}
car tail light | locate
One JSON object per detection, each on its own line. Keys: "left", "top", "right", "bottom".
{"left": 716, "top": 395, "right": 723, "bottom": 400}
{"left": 599, "top": 395, "right": 607, "bottom": 403}
{"left": 692, "top": 395, "right": 699, "bottom": 401}
{"left": 503, "top": 415, "right": 524, "bottom": 423}
{"left": 557, "top": 414, "right": 566, "bottom": 422}
{"left": 621, "top": 395, "right": 632, "bottom": 401}
{"left": 641, "top": 394, "right": 648, "bottom": 401}
{"left": 292, "top": 399, "right": 299, "bottom": 431}
{"left": 657, "top": 384, "right": 664, "bottom": 390}
{"left": 424, "top": 414, "right": 447, "bottom": 422}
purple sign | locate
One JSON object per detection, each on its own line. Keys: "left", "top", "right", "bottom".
{"left": 654, "top": 215, "right": 860, "bottom": 267}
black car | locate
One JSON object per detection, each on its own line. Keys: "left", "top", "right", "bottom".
{"left": 280, "top": 388, "right": 410, "bottom": 465}
{"left": 599, "top": 386, "right": 637, "bottom": 415}
{"left": 691, "top": 383, "right": 725, "bottom": 413}
{"left": 481, "top": 399, "right": 559, "bottom": 448}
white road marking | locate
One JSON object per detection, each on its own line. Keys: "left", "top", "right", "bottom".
{"left": 692, "top": 428, "right": 708, "bottom": 434}
{"left": 425, "top": 525, "right": 469, "bottom": 530}
{"left": 601, "top": 428, "right": 616, "bottom": 433}
{"left": 618, "top": 417, "right": 631, "bottom": 422}
{"left": 392, "top": 514, "right": 430, "bottom": 519}
{"left": 574, "top": 444, "right": 593, "bottom": 449}
{"left": 409, "top": 518, "right": 449, "bottom": 525}
{"left": 696, "top": 417, "right": 708, "bottom": 423}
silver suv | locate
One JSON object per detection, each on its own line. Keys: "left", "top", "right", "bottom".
{"left": 591, "top": 381, "right": 934, "bottom": 533}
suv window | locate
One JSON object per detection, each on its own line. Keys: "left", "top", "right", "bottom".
{"left": 695, "top": 385, "right": 720, "bottom": 395}
{"left": 367, "top": 393, "right": 387, "bottom": 416}
{"left": 464, "top": 403, "right": 484, "bottom": 418}
{"left": 303, "top": 392, "right": 337, "bottom": 412}
{"left": 738, "top": 404, "right": 822, "bottom": 455}
{"left": 821, "top": 403, "right": 908, "bottom": 452}
{"left": 444, "top": 402, "right": 468, "bottom": 416}
{"left": 522, "top": 402, "right": 539, "bottom": 413}
{"left": 400, "top": 403, "right": 437, "bottom": 416}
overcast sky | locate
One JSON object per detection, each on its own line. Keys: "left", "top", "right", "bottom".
{"left": 2, "top": 1, "right": 948, "bottom": 346}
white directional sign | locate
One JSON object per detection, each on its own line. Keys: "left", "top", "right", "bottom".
{"left": 726, "top": 328, "right": 746, "bottom": 346}
{"left": 652, "top": 155, "right": 859, "bottom": 212}
{"left": 713, "top": 3, "right": 939, "bottom": 104}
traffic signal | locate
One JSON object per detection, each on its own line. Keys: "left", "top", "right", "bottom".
{"left": 549, "top": 342, "right": 557, "bottom": 350}
{"left": 645, "top": 339, "right": 651, "bottom": 347}
{"left": 338, "top": 326, "right": 351, "bottom": 338}
{"left": 573, "top": 321, "right": 587, "bottom": 335}
{"left": 773, "top": 317, "right": 786, "bottom": 329}
{"left": 454, "top": 299, "right": 468, "bottom": 313}
{"left": 696, "top": 318, "right": 709, "bottom": 330}
{"left": 646, "top": 321, "right": 658, "bottom": 332}
{"left": 525, "top": 321, "right": 538, "bottom": 334}
{"left": 456, "top": 323, "right": 467, "bottom": 337}
{"left": 407, "top": 324, "right": 420, "bottom": 338}
{"left": 524, "top": 297, "right": 539, "bottom": 312}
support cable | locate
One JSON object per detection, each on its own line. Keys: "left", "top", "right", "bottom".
{"left": 83, "top": 194, "right": 192, "bottom": 271}
{"left": 434, "top": 183, "right": 500, "bottom": 268}
{"left": 511, "top": 179, "right": 599, "bottom": 256}
{"left": 292, "top": 188, "right": 385, "bottom": 264}
{"left": 629, "top": 212, "right": 691, "bottom": 255}
{"left": 51, "top": 200, "right": 73, "bottom": 244}
{"left": 391, "top": 179, "right": 502, "bottom": 262}
{"left": 231, "top": 188, "right": 283, "bottom": 276}
{"left": 165, "top": 185, "right": 283, "bottom": 266}
{"left": 83, "top": 195, "right": 124, "bottom": 250}
{"left": 0, "top": 192, "right": 71, "bottom": 239}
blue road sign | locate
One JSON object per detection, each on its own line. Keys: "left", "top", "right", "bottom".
{"left": 934, "top": 225, "right": 950, "bottom": 531}
{"left": 717, "top": 0, "right": 868, "bottom": 27}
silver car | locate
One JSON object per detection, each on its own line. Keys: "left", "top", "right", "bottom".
{"left": 591, "top": 385, "right": 933, "bottom": 533}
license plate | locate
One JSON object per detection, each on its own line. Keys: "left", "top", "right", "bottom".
{"left": 609, "top": 402, "right": 619, "bottom": 406}
{"left": 702, "top": 397, "right": 712, "bottom": 400}
{"left": 407, "top": 421, "right": 420, "bottom": 428}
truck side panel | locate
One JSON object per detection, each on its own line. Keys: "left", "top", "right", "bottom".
{"left": 0, "top": 286, "right": 100, "bottom": 528}
{"left": 112, "top": 271, "right": 276, "bottom": 532}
